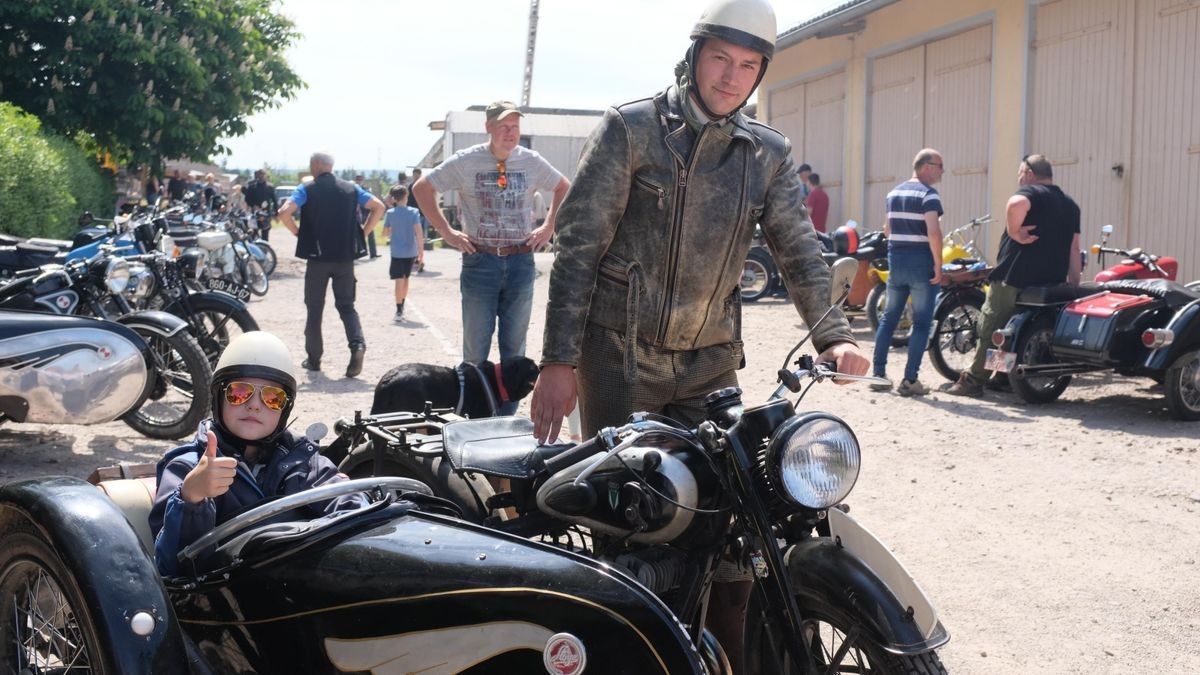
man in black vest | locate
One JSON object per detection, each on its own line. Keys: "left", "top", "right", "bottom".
{"left": 244, "top": 169, "right": 279, "bottom": 240}
{"left": 278, "top": 152, "right": 385, "bottom": 377}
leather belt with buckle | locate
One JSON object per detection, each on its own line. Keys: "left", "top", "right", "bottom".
{"left": 470, "top": 242, "right": 534, "bottom": 256}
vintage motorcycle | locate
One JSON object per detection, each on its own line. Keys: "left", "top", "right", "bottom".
{"left": 988, "top": 278, "right": 1200, "bottom": 420}
{"left": 1089, "top": 224, "right": 1178, "bottom": 282}
{"left": 0, "top": 310, "right": 153, "bottom": 427}
{"left": 327, "top": 304, "right": 950, "bottom": 673}
{"left": 0, "top": 252, "right": 212, "bottom": 438}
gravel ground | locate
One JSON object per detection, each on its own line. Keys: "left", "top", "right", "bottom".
{"left": 2, "top": 228, "right": 1197, "bottom": 674}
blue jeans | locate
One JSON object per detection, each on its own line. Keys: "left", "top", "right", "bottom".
{"left": 461, "top": 252, "right": 535, "bottom": 415}
{"left": 873, "top": 247, "right": 938, "bottom": 383}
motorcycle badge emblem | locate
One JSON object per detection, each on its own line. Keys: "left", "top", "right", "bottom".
{"left": 543, "top": 633, "right": 586, "bottom": 674}
{"left": 97, "top": 346, "right": 112, "bottom": 360}
{"left": 55, "top": 295, "right": 72, "bottom": 310}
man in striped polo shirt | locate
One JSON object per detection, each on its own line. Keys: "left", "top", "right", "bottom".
{"left": 871, "top": 148, "right": 945, "bottom": 396}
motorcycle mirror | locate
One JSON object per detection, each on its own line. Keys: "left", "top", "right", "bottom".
{"left": 829, "top": 257, "right": 857, "bottom": 306}
{"left": 306, "top": 422, "right": 329, "bottom": 444}
{"left": 1101, "top": 224, "right": 1114, "bottom": 235}
{"left": 844, "top": 219, "right": 858, "bottom": 230}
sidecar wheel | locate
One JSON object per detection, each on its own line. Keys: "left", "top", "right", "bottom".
{"left": 1010, "top": 317, "right": 1070, "bottom": 404}
{"left": 744, "top": 592, "right": 947, "bottom": 675}
{"left": 1164, "top": 349, "right": 1200, "bottom": 421}
{"left": 0, "top": 529, "right": 112, "bottom": 674}
{"left": 741, "top": 248, "right": 775, "bottom": 303}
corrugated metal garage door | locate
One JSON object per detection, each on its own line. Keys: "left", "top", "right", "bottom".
{"left": 865, "top": 26, "right": 992, "bottom": 235}
{"left": 1028, "top": 0, "right": 1133, "bottom": 264}
{"left": 1130, "top": 0, "right": 1200, "bottom": 282}
{"left": 767, "top": 70, "right": 847, "bottom": 229}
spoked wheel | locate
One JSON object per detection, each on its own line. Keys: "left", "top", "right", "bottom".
{"left": 238, "top": 257, "right": 269, "bottom": 297}
{"left": 0, "top": 532, "right": 109, "bottom": 675}
{"left": 745, "top": 592, "right": 947, "bottom": 675}
{"left": 170, "top": 295, "right": 260, "bottom": 369}
{"left": 122, "top": 329, "right": 212, "bottom": 439}
{"left": 929, "top": 294, "right": 984, "bottom": 382}
{"left": 1010, "top": 317, "right": 1071, "bottom": 404}
{"left": 257, "top": 242, "right": 277, "bottom": 276}
{"left": 866, "top": 282, "right": 912, "bottom": 347}
{"left": 741, "top": 248, "right": 775, "bottom": 303}
{"left": 1164, "top": 349, "right": 1200, "bottom": 421}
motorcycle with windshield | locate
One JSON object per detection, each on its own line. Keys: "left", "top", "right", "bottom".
{"left": 328, "top": 276, "right": 950, "bottom": 674}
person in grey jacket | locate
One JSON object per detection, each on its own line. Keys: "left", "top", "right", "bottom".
{"left": 529, "top": 2, "right": 868, "bottom": 670}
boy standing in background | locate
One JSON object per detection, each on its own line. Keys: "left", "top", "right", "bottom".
{"left": 383, "top": 185, "right": 424, "bottom": 322}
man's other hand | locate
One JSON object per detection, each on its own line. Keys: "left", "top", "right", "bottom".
{"left": 443, "top": 229, "right": 476, "bottom": 254}
{"left": 530, "top": 364, "right": 577, "bottom": 444}
{"left": 815, "top": 342, "right": 870, "bottom": 385}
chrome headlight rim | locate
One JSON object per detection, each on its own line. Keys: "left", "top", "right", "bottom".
{"left": 766, "top": 412, "right": 861, "bottom": 511}
{"left": 103, "top": 257, "right": 130, "bottom": 294}
{"left": 124, "top": 262, "right": 155, "bottom": 299}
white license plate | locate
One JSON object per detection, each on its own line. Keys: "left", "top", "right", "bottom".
{"left": 205, "top": 277, "right": 251, "bottom": 302}
{"left": 985, "top": 349, "right": 1016, "bottom": 373}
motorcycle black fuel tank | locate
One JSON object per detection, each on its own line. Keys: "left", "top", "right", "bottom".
{"left": 169, "top": 511, "right": 704, "bottom": 674}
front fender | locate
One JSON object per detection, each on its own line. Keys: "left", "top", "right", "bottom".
{"left": 117, "top": 309, "right": 189, "bottom": 337}
{"left": 0, "top": 477, "right": 194, "bottom": 673}
{"left": 166, "top": 289, "right": 250, "bottom": 318}
{"left": 784, "top": 531, "right": 949, "bottom": 656}
{"left": 1145, "top": 298, "right": 1200, "bottom": 370}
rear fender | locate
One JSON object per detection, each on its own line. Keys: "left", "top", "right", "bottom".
{"left": 0, "top": 477, "right": 194, "bottom": 672}
{"left": 1145, "top": 299, "right": 1200, "bottom": 370}
{"left": 118, "top": 309, "right": 189, "bottom": 338}
{"left": 996, "top": 307, "right": 1053, "bottom": 350}
{"left": 784, "top": 530, "right": 949, "bottom": 656}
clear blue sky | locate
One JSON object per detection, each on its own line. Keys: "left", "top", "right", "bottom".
{"left": 218, "top": 0, "right": 842, "bottom": 173}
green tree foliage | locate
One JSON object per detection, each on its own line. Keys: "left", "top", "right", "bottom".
{"left": 0, "top": 1, "right": 303, "bottom": 169}
{"left": 0, "top": 102, "right": 113, "bottom": 238}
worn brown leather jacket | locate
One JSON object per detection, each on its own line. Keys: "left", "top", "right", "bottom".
{"left": 542, "top": 87, "right": 854, "bottom": 379}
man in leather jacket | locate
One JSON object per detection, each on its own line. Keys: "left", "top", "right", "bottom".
{"left": 531, "top": 0, "right": 868, "bottom": 443}
{"left": 529, "top": 2, "right": 868, "bottom": 669}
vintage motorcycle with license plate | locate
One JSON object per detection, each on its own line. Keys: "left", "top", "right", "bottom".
{"left": 327, "top": 289, "right": 951, "bottom": 674}
{"left": 987, "top": 278, "right": 1200, "bottom": 420}
{"left": 0, "top": 251, "right": 212, "bottom": 438}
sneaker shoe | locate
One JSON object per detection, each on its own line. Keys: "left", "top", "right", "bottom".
{"left": 345, "top": 344, "right": 366, "bottom": 378}
{"left": 869, "top": 378, "right": 892, "bottom": 392}
{"left": 301, "top": 358, "right": 320, "bottom": 371}
{"left": 897, "top": 378, "right": 929, "bottom": 397}
{"left": 941, "top": 374, "right": 983, "bottom": 398}
{"left": 417, "top": 261, "right": 425, "bottom": 273}
{"left": 985, "top": 373, "right": 1011, "bottom": 392}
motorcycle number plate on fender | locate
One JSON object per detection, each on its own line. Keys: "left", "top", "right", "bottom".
{"left": 985, "top": 349, "right": 1016, "bottom": 374}
{"left": 827, "top": 507, "right": 940, "bottom": 640}
{"left": 205, "top": 277, "right": 251, "bottom": 302}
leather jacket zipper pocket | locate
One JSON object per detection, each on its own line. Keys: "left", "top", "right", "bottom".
{"left": 633, "top": 175, "right": 666, "bottom": 210}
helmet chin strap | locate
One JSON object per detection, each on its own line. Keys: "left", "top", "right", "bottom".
{"left": 686, "top": 38, "right": 770, "bottom": 122}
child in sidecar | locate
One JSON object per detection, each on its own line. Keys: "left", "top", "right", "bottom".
{"left": 149, "top": 331, "right": 364, "bottom": 575}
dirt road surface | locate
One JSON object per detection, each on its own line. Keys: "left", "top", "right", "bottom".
{"left": 3, "top": 229, "right": 1197, "bottom": 674}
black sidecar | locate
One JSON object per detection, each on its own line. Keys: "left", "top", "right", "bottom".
{"left": 0, "top": 471, "right": 706, "bottom": 674}
{"left": 989, "top": 278, "right": 1200, "bottom": 420}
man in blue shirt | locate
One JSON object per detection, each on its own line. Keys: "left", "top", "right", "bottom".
{"left": 871, "top": 148, "right": 945, "bottom": 396}
{"left": 278, "top": 151, "right": 385, "bottom": 378}
{"left": 383, "top": 185, "right": 424, "bottom": 322}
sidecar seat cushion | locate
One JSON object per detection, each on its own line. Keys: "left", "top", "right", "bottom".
{"left": 95, "top": 476, "right": 158, "bottom": 552}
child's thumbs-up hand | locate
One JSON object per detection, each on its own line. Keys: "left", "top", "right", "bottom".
{"left": 181, "top": 431, "right": 238, "bottom": 504}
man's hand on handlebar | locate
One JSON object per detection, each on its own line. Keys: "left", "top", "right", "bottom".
{"left": 815, "top": 342, "right": 870, "bottom": 385}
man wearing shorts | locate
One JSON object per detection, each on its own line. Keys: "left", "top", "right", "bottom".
{"left": 383, "top": 185, "right": 424, "bottom": 322}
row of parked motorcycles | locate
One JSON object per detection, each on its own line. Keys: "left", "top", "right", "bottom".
{"left": 742, "top": 218, "right": 1200, "bottom": 420}
{"left": 0, "top": 198, "right": 264, "bottom": 438}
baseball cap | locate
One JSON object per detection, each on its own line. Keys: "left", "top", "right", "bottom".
{"left": 486, "top": 101, "right": 524, "bottom": 123}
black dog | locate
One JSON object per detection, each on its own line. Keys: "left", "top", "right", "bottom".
{"left": 371, "top": 358, "right": 541, "bottom": 418}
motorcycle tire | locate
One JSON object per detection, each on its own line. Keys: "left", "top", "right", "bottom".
{"left": 865, "top": 282, "right": 912, "bottom": 347}
{"left": 1009, "top": 315, "right": 1071, "bottom": 404}
{"left": 121, "top": 328, "right": 212, "bottom": 439}
{"left": 744, "top": 588, "right": 948, "bottom": 675}
{"left": 741, "top": 248, "right": 776, "bottom": 303}
{"left": 258, "top": 241, "right": 277, "bottom": 277}
{"left": 1163, "top": 348, "right": 1200, "bottom": 421}
{"left": 0, "top": 527, "right": 113, "bottom": 674}
{"left": 928, "top": 294, "right": 985, "bottom": 382}
{"left": 167, "top": 295, "right": 260, "bottom": 369}
{"left": 238, "top": 257, "right": 269, "bottom": 297}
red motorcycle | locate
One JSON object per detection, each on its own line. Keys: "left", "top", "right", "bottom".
{"left": 1090, "top": 224, "right": 1178, "bottom": 282}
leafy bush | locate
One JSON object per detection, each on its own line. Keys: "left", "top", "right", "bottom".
{"left": 0, "top": 102, "right": 113, "bottom": 239}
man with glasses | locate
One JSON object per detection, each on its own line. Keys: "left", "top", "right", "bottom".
{"left": 870, "top": 148, "right": 946, "bottom": 396}
{"left": 412, "top": 101, "right": 570, "bottom": 413}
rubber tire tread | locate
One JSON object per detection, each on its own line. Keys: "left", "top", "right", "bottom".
{"left": 1009, "top": 316, "right": 1071, "bottom": 404}
{"left": 928, "top": 294, "right": 983, "bottom": 382}
{"left": 741, "top": 248, "right": 776, "bottom": 303}
{"left": 1164, "top": 349, "right": 1200, "bottom": 421}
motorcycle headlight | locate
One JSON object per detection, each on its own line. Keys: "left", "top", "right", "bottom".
{"left": 104, "top": 258, "right": 130, "bottom": 294}
{"left": 123, "top": 263, "right": 156, "bottom": 299}
{"left": 766, "top": 413, "right": 860, "bottom": 510}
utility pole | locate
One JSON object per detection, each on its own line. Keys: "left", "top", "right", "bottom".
{"left": 521, "top": 0, "right": 540, "bottom": 108}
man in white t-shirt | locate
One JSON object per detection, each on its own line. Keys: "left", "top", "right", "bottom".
{"left": 412, "top": 101, "right": 570, "bottom": 413}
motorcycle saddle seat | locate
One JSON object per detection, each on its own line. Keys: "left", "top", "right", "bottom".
{"left": 1098, "top": 278, "right": 1200, "bottom": 310}
{"left": 442, "top": 417, "right": 575, "bottom": 480}
{"left": 1015, "top": 283, "right": 1104, "bottom": 306}
{"left": 25, "top": 237, "right": 74, "bottom": 251}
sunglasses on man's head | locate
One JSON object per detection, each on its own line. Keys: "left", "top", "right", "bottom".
{"left": 224, "top": 381, "right": 289, "bottom": 411}
{"left": 496, "top": 161, "right": 507, "bottom": 190}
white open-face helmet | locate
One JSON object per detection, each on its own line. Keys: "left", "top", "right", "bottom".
{"left": 691, "top": 0, "right": 778, "bottom": 62}
{"left": 211, "top": 331, "right": 297, "bottom": 444}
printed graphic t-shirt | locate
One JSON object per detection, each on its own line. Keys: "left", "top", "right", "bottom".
{"left": 424, "top": 144, "right": 564, "bottom": 246}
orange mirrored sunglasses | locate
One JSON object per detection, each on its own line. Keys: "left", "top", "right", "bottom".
{"left": 224, "top": 381, "right": 289, "bottom": 411}
{"left": 496, "top": 161, "right": 507, "bottom": 190}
